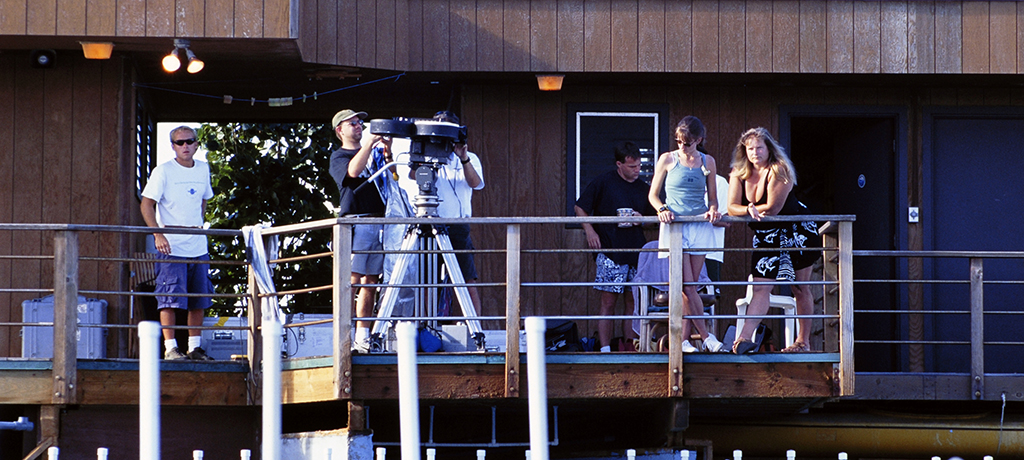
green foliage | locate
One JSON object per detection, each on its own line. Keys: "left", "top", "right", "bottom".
{"left": 199, "top": 123, "right": 340, "bottom": 315}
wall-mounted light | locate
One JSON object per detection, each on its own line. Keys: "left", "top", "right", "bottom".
{"left": 30, "top": 49, "right": 56, "bottom": 68}
{"left": 536, "top": 74, "right": 564, "bottom": 91}
{"left": 162, "top": 39, "right": 204, "bottom": 73}
{"left": 80, "top": 42, "right": 114, "bottom": 59}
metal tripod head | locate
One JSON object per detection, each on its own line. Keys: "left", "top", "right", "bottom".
{"left": 410, "top": 161, "right": 443, "bottom": 217}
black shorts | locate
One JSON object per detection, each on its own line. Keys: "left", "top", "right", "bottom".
{"left": 443, "top": 223, "right": 478, "bottom": 281}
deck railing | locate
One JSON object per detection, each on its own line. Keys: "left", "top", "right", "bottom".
{"left": 8, "top": 215, "right": 1023, "bottom": 401}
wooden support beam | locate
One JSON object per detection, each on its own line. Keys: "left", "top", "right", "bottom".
{"left": 347, "top": 400, "right": 368, "bottom": 433}
{"left": 76, "top": 369, "right": 248, "bottom": 405}
{"left": 838, "top": 221, "right": 855, "bottom": 396}
{"left": 52, "top": 231, "right": 78, "bottom": 405}
{"left": 505, "top": 224, "right": 521, "bottom": 398}
{"left": 247, "top": 268, "right": 261, "bottom": 406}
{"left": 334, "top": 223, "right": 354, "bottom": 399}
{"left": 970, "top": 257, "right": 984, "bottom": 400}
{"left": 346, "top": 361, "right": 835, "bottom": 400}
{"left": 668, "top": 223, "right": 684, "bottom": 397}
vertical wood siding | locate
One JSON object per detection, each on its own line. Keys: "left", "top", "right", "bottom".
{"left": 288, "top": 0, "right": 1024, "bottom": 75}
{"left": 0, "top": 0, "right": 292, "bottom": 38}
{"left": 0, "top": 54, "right": 133, "bottom": 357}
{"left": 462, "top": 79, "right": 1023, "bottom": 339}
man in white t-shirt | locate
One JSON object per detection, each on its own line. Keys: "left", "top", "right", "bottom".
{"left": 141, "top": 126, "right": 216, "bottom": 360}
{"left": 394, "top": 110, "right": 485, "bottom": 314}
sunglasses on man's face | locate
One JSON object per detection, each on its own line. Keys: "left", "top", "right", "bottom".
{"left": 173, "top": 138, "right": 197, "bottom": 146}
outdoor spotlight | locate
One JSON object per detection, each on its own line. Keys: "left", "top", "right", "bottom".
{"left": 162, "top": 48, "right": 180, "bottom": 72}
{"left": 162, "top": 39, "right": 203, "bottom": 74}
{"left": 185, "top": 49, "right": 204, "bottom": 73}
{"left": 30, "top": 49, "right": 56, "bottom": 68}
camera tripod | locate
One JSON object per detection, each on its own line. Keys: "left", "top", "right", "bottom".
{"left": 366, "top": 161, "right": 485, "bottom": 352}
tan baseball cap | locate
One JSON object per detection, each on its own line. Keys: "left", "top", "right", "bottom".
{"left": 332, "top": 109, "right": 367, "bottom": 128}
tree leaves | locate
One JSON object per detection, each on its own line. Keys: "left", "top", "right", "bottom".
{"left": 200, "top": 123, "right": 340, "bottom": 315}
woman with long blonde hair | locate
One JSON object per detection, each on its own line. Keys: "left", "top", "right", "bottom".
{"left": 726, "top": 127, "right": 820, "bottom": 354}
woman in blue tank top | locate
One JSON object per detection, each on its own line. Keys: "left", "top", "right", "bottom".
{"left": 648, "top": 116, "right": 725, "bottom": 353}
{"left": 726, "top": 127, "right": 820, "bottom": 354}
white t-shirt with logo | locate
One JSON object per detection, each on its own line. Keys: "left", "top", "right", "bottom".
{"left": 141, "top": 159, "right": 214, "bottom": 257}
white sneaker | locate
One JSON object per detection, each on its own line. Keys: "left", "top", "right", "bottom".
{"left": 352, "top": 338, "right": 371, "bottom": 354}
{"left": 701, "top": 334, "right": 725, "bottom": 353}
{"left": 680, "top": 340, "right": 699, "bottom": 353}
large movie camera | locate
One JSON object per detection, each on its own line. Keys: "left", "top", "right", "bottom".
{"left": 369, "top": 117, "right": 468, "bottom": 217}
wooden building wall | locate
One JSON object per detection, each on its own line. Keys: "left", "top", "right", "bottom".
{"left": 298, "top": 0, "right": 1024, "bottom": 75}
{"left": 0, "top": 52, "right": 135, "bottom": 358}
{"left": 0, "top": 0, "right": 292, "bottom": 38}
{"left": 461, "top": 79, "right": 1024, "bottom": 339}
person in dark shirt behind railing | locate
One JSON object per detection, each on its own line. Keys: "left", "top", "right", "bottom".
{"left": 328, "top": 109, "right": 393, "bottom": 353}
{"left": 140, "top": 125, "right": 215, "bottom": 361}
{"left": 575, "top": 141, "right": 656, "bottom": 352}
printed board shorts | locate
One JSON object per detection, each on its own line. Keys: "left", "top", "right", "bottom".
{"left": 593, "top": 253, "right": 637, "bottom": 294}
{"left": 750, "top": 221, "right": 821, "bottom": 281}
{"left": 154, "top": 253, "right": 213, "bottom": 310}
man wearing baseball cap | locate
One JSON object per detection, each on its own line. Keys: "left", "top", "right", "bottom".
{"left": 328, "top": 109, "right": 390, "bottom": 352}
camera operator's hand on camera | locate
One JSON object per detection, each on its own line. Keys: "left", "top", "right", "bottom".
{"left": 454, "top": 143, "right": 469, "bottom": 162}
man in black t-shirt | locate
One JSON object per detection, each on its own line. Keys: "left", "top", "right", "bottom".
{"left": 328, "top": 109, "right": 390, "bottom": 352}
{"left": 574, "top": 141, "right": 655, "bottom": 352}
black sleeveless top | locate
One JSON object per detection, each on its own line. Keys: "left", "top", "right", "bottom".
{"left": 740, "top": 169, "right": 803, "bottom": 230}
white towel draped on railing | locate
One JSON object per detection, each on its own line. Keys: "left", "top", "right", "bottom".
{"left": 243, "top": 225, "right": 284, "bottom": 323}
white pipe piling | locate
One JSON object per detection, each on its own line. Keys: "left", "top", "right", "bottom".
{"left": 525, "top": 317, "right": 550, "bottom": 460}
{"left": 262, "top": 320, "right": 283, "bottom": 460}
{"left": 139, "top": 321, "right": 161, "bottom": 460}
{"left": 397, "top": 321, "right": 421, "bottom": 460}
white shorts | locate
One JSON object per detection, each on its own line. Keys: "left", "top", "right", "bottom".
{"left": 657, "top": 221, "right": 717, "bottom": 258}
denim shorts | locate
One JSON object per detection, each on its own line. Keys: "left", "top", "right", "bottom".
{"left": 154, "top": 253, "right": 213, "bottom": 311}
{"left": 352, "top": 224, "right": 384, "bottom": 275}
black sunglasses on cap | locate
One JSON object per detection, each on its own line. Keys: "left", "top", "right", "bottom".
{"left": 173, "top": 138, "right": 197, "bottom": 146}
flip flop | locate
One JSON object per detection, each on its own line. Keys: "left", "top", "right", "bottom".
{"left": 732, "top": 337, "right": 757, "bottom": 354}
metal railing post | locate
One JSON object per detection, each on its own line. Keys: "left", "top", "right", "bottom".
{"left": 505, "top": 224, "right": 521, "bottom": 397}
{"left": 52, "top": 230, "right": 79, "bottom": 405}
{"left": 838, "top": 221, "right": 855, "bottom": 396}
{"left": 334, "top": 223, "right": 354, "bottom": 398}
{"left": 970, "top": 257, "right": 984, "bottom": 400}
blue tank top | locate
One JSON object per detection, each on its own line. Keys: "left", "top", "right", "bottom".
{"left": 664, "top": 153, "right": 708, "bottom": 216}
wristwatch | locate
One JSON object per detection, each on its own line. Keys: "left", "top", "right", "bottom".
{"left": 460, "top": 157, "right": 471, "bottom": 164}
{"left": 658, "top": 205, "right": 669, "bottom": 213}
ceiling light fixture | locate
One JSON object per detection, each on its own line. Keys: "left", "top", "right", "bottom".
{"left": 80, "top": 42, "right": 114, "bottom": 59}
{"left": 536, "top": 74, "right": 564, "bottom": 91}
{"left": 162, "top": 39, "right": 204, "bottom": 73}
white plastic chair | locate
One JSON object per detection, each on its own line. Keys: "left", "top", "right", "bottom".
{"left": 735, "top": 275, "right": 797, "bottom": 348}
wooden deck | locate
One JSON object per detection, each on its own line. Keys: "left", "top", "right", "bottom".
{"left": 0, "top": 352, "right": 839, "bottom": 407}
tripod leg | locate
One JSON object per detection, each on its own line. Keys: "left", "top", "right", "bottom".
{"left": 434, "top": 232, "right": 485, "bottom": 349}
{"left": 372, "top": 227, "right": 421, "bottom": 348}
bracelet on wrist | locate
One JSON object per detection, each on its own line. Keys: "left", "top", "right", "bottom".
{"left": 460, "top": 157, "right": 471, "bottom": 164}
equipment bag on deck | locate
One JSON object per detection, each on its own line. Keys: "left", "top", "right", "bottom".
{"left": 545, "top": 320, "right": 583, "bottom": 352}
